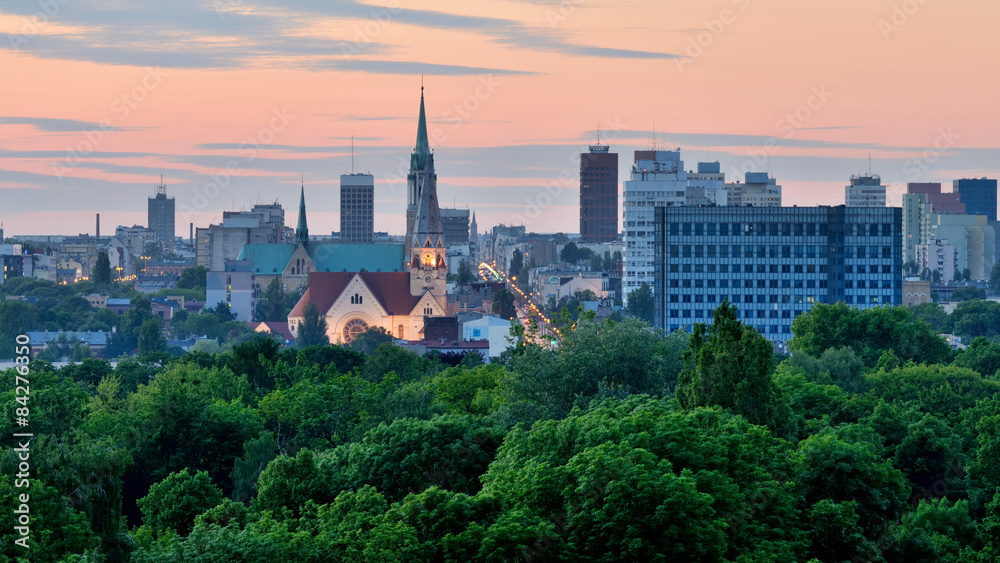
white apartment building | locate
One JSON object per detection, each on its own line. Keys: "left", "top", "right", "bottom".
{"left": 726, "top": 172, "right": 782, "bottom": 207}
{"left": 686, "top": 161, "right": 726, "bottom": 206}
{"left": 623, "top": 149, "right": 687, "bottom": 301}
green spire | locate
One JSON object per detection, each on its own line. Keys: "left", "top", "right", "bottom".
{"left": 296, "top": 180, "right": 308, "bottom": 245}
{"left": 410, "top": 85, "right": 429, "bottom": 175}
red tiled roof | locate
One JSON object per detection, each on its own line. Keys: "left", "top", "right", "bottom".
{"left": 288, "top": 272, "right": 421, "bottom": 318}
{"left": 250, "top": 321, "right": 296, "bottom": 342}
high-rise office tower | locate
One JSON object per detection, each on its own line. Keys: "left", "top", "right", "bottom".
{"left": 580, "top": 141, "right": 619, "bottom": 243}
{"left": 147, "top": 175, "right": 175, "bottom": 243}
{"left": 846, "top": 173, "right": 886, "bottom": 207}
{"left": 622, "top": 149, "right": 687, "bottom": 300}
{"left": 653, "top": 206, "right": 902, "bottom": 342}
{"left": 954, "top": 178, "right": 998, "bottom": 223}
{"left": 341, "top": 173, "right": 375, "bottom": 242}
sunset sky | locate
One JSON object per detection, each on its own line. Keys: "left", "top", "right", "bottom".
{"left": 1, "top": 0, "right": 998, "bottom": 237}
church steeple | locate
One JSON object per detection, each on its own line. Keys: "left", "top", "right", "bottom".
{"left": 406, "top": 84, "right": 436, "bottom": 258}
{"left": 296, "top": 180, "right": 309, "bottom": 245}
{"left": 409, "top": 152, "right": 447, "bottom": 297}
{"left": 410, "top": 84, "right": 430, "bottom": 177}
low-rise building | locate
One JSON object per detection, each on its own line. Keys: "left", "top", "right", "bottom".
{"left": 207, "top": 260, "right": 257, "bottom": 322}
{"left": 462, "top": 315, "right": 513, "bottom": 359}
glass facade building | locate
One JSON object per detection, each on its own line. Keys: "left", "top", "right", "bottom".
{"left": 653, "top": 206, "right": 903, "bottom": 341}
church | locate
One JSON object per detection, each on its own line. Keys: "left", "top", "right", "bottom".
{"left": 287, "top": 87, "right": 449, "bottom": 343}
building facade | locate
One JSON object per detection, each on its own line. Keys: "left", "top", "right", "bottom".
{"left": 653, "top": 206, "right": 903, "bottom": 342}
{"left": 686, "top": 161, "right": 726, "bottom": 206}
{"left": 622, "top": 150, "right": 687, "bottom": 301}
{"left": 846, "top": 173, "right": 886, "bottom": 207}
{"left": 148, "top": 179, "right": 175, "bottom": 243}
{"left": 926, "top": 213, "right": 996, "bottom": 280}
{"left": 206, "top": 260, "right": 256, "bottom": 322}
{"left": 954, "top": 178, "right": 998, "bottom": 223}
{"left": 726, "top": 172, "right": 781, "bottom": 207}
{"left": 340, "top": 173, "right": 375, "bottom": 242}
{"left": 902, "top": 193, "right": 931, "bottom": 264}
{"left": 916, "top": 241, "right": 957, "bottom": 283}
{"left": 440, "top": 208, "right": 471, "bottom": 247}
{"left": 907, "top": 183, "right": 965, "bottom": 214}
{"left": 580, "top": 144, "right": 619, "bottom": 243}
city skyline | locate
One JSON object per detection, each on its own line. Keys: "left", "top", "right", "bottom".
{"left": 1, "top": 0, "right": 998, "bottom": 236}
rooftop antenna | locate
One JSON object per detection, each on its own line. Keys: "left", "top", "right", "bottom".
{"left": 351, "top": 135, "right": 355, "bottom": 174}
{"left": 596, "top": 121, "right": 601, "bottom": 145}
{"left": 154, "top": 174, "right": 166, "bottom": 196}
{"left": 652, "top": 122, "right": 657, "bottom": 151}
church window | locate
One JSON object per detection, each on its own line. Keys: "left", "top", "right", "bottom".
{"left": 342, "top": 318, "right": 369, "bottom": 343}
{"left": 398, "top": 324, "right": 404, "bottom": 339}
{"left": 422, "top": 252, "right": 435, "bottom": 266}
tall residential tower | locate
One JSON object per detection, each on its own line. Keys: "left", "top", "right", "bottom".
{"left": 340, "top": 173, "right": 375, "bottom": 242}
{"left": 580, "top": 141, "right": 619, "bottom": 243}
{"left": 148, "top": 176, "right": 175, "bottom": 243}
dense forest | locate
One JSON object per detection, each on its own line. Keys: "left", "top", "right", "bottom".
{"left": 3, "top": 300, "right": 1000, "bottom": 562}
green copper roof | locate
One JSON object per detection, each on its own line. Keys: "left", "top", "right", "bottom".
{"left": 237, "top": 243, "right": 406, "bottom": 275}
{"left": 409, "top": 87, "right": 430, "bottom": 176}
{"left": 308, "top": 243, "right": 405, "bottom": 273}
{"left": 296, "top": 183, "right": 309, "bottom": 244}
{"left": 237, "top": 244, "right": 297, "bottom": 274}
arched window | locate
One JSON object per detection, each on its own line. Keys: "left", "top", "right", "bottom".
{"left": 398, "top": 324, "right": 404, "bottom": 339}
{"left": 342, "top": 318, "right": 369, "bottom": 343}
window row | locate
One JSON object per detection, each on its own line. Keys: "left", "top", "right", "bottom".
{"left": 665, "top": 244, "right": 894, "bottom": 259}
{"left": 664, "top": 221, "right": 895, "bottom": 237}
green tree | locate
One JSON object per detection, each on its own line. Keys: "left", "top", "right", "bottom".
{"left": 910, "top": 302, "right": 948, "bottom": 331}
{"left": 176, "top": 266, "right": 208, "bottom": 290}
{"left": 795, "top": 426, "right": 909, "bottom": 538}
{"left": 255, "top": 277, "right": 288, "bottom": 322}
{"left": 492, "top": 287, "right": 516, "bottom": 320}
{"left": 207, "top": 301, "right": 236, "bottom": 323}
{"left": 989, "top": 261, "right": 1000, "bottom": 294}
{"left": 560, "top": 241, "right": 579, "bottom": 263}
{"left": 884, "top": 499, "right": 979, "bottom": 562}
{"left": 953, "top": 336, "right": 1000, "bottom": 378}
{"left": 624, "top": 282, "right": 654, "bottom": 323}
{"left": 456, "top": 258, "right": 475, "bottom": 285}
{"left": 350, "top": 326, "right": 394, "bottom": 354}
{"left": 344, "top": 415, "right": 503, "bottom": 502}
{"left": 952, "top": 286, "right": 987, "bottom": 302}
{"left": 677, "top": 300, "right": 791, "bottom": 435}
{"left": 947, "top": 299, "right": 1000, "bottom": 339}
{"left": 94, "top": 251, "right": 112, "bottom": 285}
{"left": 138, "top": 469, "right": 225, "bottom": 537}
{"left": 138, "top": 318, "right": 167, "bottom": 357}
{"left": 252, "top": 449, "right": 338, "bottom": 518}
{"left": 295, "top": 300, "right": 329, "bottom": 348}
{"left": 790, "top": 302, "right": 952, "bottom": 366}
{"left": 509, "top": 248, "right": 523, "bottom": 275}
